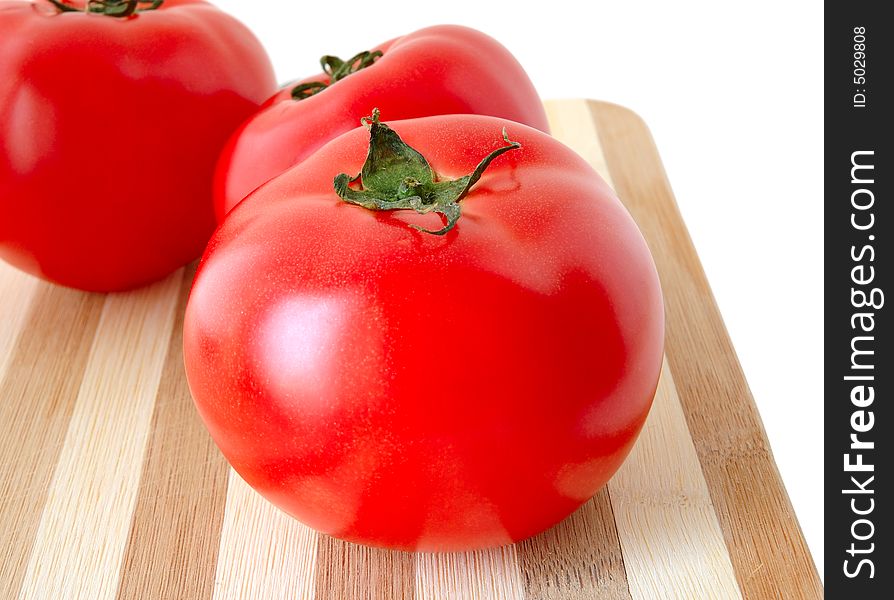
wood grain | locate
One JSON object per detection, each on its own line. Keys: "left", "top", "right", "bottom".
{"left": 18, "top": 270, "right": 183, "bottom": 599}
{"left": 518, "top": 490, "right": 631, "bottom": 600}
{"left": 0, "top": 99, "right": 820, "bottom": 600}
{"left": 0, "top": 284, "right": 105, "bottom": 600}
{"left": 116, "top": 266, "right": 230, "bottom": 600}
{"left": 0, "top": 265, "right": 39, "bottom": 379}
{"left": 588, "top": 99, "right": 822, "bottom": 599}
{"left": 609, "top": 360, "right": 741, "bottom": 599}
{"left": 315, "top": 536, "right": 416, "bottom": 600}
{"left": 416, "top": 547, "right": 525, "bottom": 600}
{"left": 213, "top": 470, "right": 319, "bottom": 600}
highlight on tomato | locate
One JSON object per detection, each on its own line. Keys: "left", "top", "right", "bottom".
{"left": 0, "top": 0, "right": 277, "bottom": 291}
{"left": 184, "top": 111, "right": 665, "bottom": 551}
{"left": 213, "top": 25, "right": 550, "bottom": 221}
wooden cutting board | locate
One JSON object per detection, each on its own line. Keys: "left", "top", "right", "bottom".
{"left": 0, "top": 99, "right": 821, "bottom": 600}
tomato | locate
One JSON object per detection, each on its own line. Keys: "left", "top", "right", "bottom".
{"left": 0, "top": 0, "right": 276, "bottom": 291}
{"left": 213, "top": 24, "right": 550, "bottom": 221}
{"left": 184, "top": 112, "right": 664, "bottom": 551}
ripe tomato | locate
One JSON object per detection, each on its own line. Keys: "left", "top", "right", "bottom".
{"left": 0, "top": 0, "right": 276, "bottom": 291}
{"left": 213, "top": 25, "right": 550, "bottom": 221}
{"left": 184, "top": 113, "right": 664, "bottom": 551}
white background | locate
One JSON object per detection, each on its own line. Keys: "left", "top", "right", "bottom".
{"left": 215, "top": 0, "right": 824, "bottom": 577}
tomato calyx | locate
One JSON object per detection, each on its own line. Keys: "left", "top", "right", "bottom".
{"left": 47, "top": 0, "right": 163, "bottom": 17}
{"left": 291, "top": 51, "right": 383, "bottom": 101}
{"left": 333, "top": 109, "right": 521, "bottom": 235}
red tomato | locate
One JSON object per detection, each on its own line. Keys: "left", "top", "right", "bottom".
{"left": 0, "top": 0, "right": 276, "bottom": 291}
{"left": 213, "top": 25, "right": 550, "bottom": 221}
{"left": 184, "top": 113, "right": 664, "bottom": 551}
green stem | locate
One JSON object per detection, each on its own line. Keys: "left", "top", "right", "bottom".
{"left": 334, "top": 109, "right": 522, "bottom": 235}
{"left": 291, "top": 50, "right": 383, "bottom": 101}
{"left": 47, "top": 0, "right": 164, "bottom": 17}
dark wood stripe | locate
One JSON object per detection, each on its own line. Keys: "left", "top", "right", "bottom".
{"left": 0, "top": 284, "right": 105, "bottom": 599}
{"left": 591, "top": 100, "right": 822, "bottom": 599}
{"left": 519, "top": 489, "right": 632, "bottom": 600}
{"left": 314, "top": 535, "right": 416, "bottom": 600}
{"left": 116, "top": 265, "right": 230, "bottom": 600}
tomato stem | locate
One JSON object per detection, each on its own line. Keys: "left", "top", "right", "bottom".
{"left": 334, "top": 109, "right": 521, "bottom": 235}
{"left": 291, "top": 51, "right": 383, "bottom": 101}
{"left": 47, "top": 0, "right": 163, "bottom": 17}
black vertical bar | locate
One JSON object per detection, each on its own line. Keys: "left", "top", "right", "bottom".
{"left": 826, "top": 4, "right": 890, "bottom": 596}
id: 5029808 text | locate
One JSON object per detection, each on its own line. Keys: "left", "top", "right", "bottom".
{"left": 853, "top": 26, "right": 867, "bottom": 108}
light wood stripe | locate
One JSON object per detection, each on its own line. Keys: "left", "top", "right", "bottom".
{"left": 116, "top": 266, "right": 230, "bottom": 600}
{"left": 0, "top": 264, "right": 39, "bottom": 378}
{"left": 608, "top": 360, "right": 741, "bottom": 599}
{"left": 0, "top": 285, "right": 105, "bottom": 600}
{"left": 518, "top": 490, "right": 632, "bottom": 600}
{"left": 544, "top": 100, "right": 612, "bottom": 184}
{"left": 213, "top": 469, "right": 319, "bottom": 600}
{"left": 589, "top": 100, "right": 822, "bottom": 599}
{"left": 416, "top": 548, "right": 525, "bottom": 600}
{"left": 17, "top": 269, "right": 183, "bottom": 600}
{"left": 315, "top": 536, "right": 416, "bottom": 600}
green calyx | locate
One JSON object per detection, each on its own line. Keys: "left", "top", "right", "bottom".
{"left": 334, "top": 109, "right": 522, "bottom": 236}
{"left": 291, "top": 51, "right": 383, "bottom": 101}
{"left": 48, "top": 0, "right": 163, "bottom": 17}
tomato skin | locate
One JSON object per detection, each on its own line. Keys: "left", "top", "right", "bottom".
{"left": 184, "top": 115, "right": 664, "bottom": 551}
{"left": 0, "top": 0, "right": 276, "bottom": 291}
{"left": 213, "top": 25, "right": 550, "bottom": 221}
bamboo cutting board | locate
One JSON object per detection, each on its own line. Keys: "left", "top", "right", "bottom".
{"left": 0, "top": 100, "right": 821, "bottom": 600}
